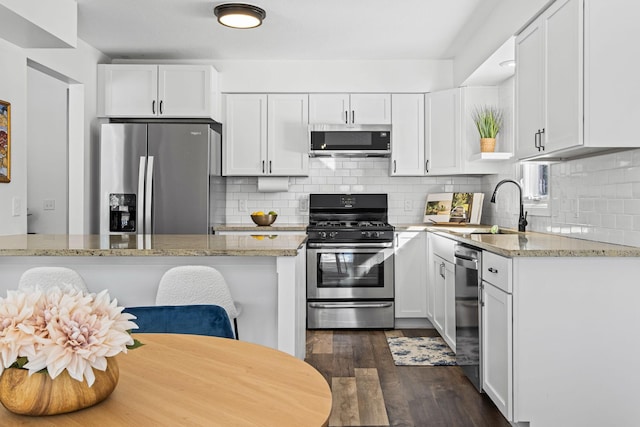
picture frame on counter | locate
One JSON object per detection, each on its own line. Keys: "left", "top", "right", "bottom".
{"left": 0, "top": 100, "right": 10, "bottom": 183}
{"left": 424, "top": 192, "right": 484, "bottom": 224}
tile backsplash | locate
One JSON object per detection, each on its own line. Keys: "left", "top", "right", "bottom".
{"left": 482, "top": 148, "right": 640, "bottom": 247}
{"left": 225, "top": 158, "right": 483, "bottom": 225}
{"left": 224, "top": 149, "right": 640, "bottom": 248}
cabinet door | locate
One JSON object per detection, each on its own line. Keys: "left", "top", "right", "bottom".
{"left": 390, "top": 94, "right": 425, "bottom": 176}
{"left": 100, "top": 65, "right": 158, "bottom": 117}
{"left": 158, "top": 65, "right": 213, "bottom": 118}
{"left": 482, "top": 281, "right": 513, "bottom": 421}
{"left": 432, "top": 255, "right": 447, "bottom": 334}
{"left": 349, "top": 94, "right": 391, "bottom": 125}
{"left": 267, "top": 94, "right": 309, "bottom": 176}
{"left": 394, "top": 232, "right": 427, "bottom": 318}
{"left": 308, "top": 94, "right": 349, "bottom": 124}
{"left": 544, "top": 0, "right": 582, "bottom": 153}
{"left": 515, "top": 19, "right": 544, "bottom": 159}
{"left": 425, "top": 90, "right": 461, "bottom": 175}
{"left": 443, "top": 259, "right": 456, "bottom": 351}
{"left": 223, "top": 94, "right": 267, "bottom": 176}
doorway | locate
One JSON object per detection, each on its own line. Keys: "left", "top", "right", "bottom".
{"left": 26, "top": 66, "right": 69, "bottom": 234}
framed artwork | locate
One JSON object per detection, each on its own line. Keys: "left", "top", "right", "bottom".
{"left": 0, "top": 100, "right": 10, "bottom": 183}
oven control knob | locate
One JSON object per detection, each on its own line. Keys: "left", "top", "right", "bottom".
{"left": 319, "top": 231, "right": 327, "bottom": 239}
{"left": 329, "top": 231, "right": 338, "bottom": 239}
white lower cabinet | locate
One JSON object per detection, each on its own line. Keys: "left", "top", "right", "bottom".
{"left": 394, "top": 232, "right": 427, "bottom": 318}
{"left": 481, "top": 279, "right": 513, "bottom": 421}
{"left": 427, "top": 233, "right": 456, "bottom": 351}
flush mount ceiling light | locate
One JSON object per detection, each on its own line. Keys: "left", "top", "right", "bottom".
{"left": 214, "top": 3, "right": 266, "bottom": 29}
{"left": 499, "top": 59, "right": 516, "bottom": 68}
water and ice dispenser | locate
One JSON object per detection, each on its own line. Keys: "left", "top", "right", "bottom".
{"left": 109, "top": 194, "right": 136, "bottom": 233}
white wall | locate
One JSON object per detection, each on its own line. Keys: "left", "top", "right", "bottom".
{"left": 27, "top": 66, "right": 68, "bottom": 234}
{"left": 0, "top": 39, "right": 28, "bottom": 235}
{"left": 451, "top": 0, "right": 551, "bottom": 86}
{"left": 214, "top": 60, "right": 454, "bottom": 93}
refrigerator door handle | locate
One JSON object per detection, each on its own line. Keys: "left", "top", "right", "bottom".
{"left": 145, "top": 156, "right": 154, "bottom": 234}
{"left": 137, "top": 157, "right": 146, "bottom": 234}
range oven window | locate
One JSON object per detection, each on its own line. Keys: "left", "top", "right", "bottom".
{"left": 316, "top": 251, "right": 386, "bottom": 288}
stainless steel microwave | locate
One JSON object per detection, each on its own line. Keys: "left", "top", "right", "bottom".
{"left": 309, "top": 124, "right": 391, "bottom": 157}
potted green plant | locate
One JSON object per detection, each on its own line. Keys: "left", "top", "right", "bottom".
{"left": 472, "top": 106, "right": 503, "bottom": 152}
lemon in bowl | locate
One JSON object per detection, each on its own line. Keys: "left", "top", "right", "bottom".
{"left": 250, "top": 211, "right": 277, "bottom": 226}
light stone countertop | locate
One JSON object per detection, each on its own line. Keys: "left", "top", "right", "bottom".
{"left": 393, "top": 223, "right": 640, "bottom": 257}
{"left": 0, "top": 234, "right": 307, "bottom": 257}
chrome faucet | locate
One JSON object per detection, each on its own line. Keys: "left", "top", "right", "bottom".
{"left": 490, "top": 179, "right": 528, "bottom": 232}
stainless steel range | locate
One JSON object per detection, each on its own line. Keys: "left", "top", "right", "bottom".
{"left": 306, "top": 194, "right": 395, "bottom": 329}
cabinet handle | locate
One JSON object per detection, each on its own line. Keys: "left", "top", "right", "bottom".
{"left": 344, "top": 111, "right": 348, "bottom": 124}
{"left": 351, "top": 110, "right": 355, "bottom": 124}
{"left": 269, "top": 160, "right": 272, "bottom": 174}
{"left": 262, "top": 160, "right": 265, "bottom": 173}
{"left": 393, "top": 160, "right": 397, "bottom": 173}
{"left": 439, "top": 262, "right": 445, "bottom": 278}
{"left": 488, "top": 267, "right": 498, "bottom": 274}
{"left": 159, "top": 100, "right": 164, "bottom": 115}
{"left": 152, "top": 100, "right": 156, "bottom": 115}
{"left": 395, "top": 234, "right": 398, "bottom": 248}
{"left": 425, "top": 160, "right": 429, "bottom": 173}
{"left": 540, "top": 128, "right": 545, "bottom": 151}
{"left": 534, "top": 130, "right": 540, "bottom": 150}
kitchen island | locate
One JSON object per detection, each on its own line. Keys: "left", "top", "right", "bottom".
{"left": 0, "top": 234, "right": 307, "bottom": 359}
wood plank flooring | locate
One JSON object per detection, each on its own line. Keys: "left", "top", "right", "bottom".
{"left": 305, "top": 329, "right": 511, "bottom": 427}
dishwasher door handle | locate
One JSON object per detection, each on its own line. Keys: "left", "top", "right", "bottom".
{"left": 309, "top": 302, "right": 393, "bottom": 309}
{"left": 455, "top": 255, "right": 478, "bottom": 270}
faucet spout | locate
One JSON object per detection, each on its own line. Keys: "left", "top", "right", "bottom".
{"left": 490, "top": 179, "right": 528, "bottom": 232}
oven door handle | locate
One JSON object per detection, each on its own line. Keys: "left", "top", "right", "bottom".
{"left": 307, "top": 242, "right": 393, "bottom": 249}
{"left": 308, "top": 302, "right": 393, "bottom": 309}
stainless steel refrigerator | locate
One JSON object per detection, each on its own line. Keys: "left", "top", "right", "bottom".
{"left": 99, "top": 122, "right": 225, "bottom": 235}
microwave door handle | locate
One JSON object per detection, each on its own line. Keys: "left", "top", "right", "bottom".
{"left": 137, "top": 157, "right": 146, "bottom": 234}
{"left": 145, "top": 156, "right": 154, "bottom": 235}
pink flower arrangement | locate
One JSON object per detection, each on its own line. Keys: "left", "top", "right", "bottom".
{"left": 0, "top": 287, "right": 138, "bottom": 386}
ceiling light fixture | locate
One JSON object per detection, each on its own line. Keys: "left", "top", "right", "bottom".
{"left": 214, "top": 3, "right": 266, "bottom": 29}
{"left": 499, "top": 60, "right": 516, "bottom": 68}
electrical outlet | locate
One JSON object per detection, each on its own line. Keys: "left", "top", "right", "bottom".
{"left": 43, "top": 199, "right": 56, "bottom": 210}
{"left": 299, "top": 197, "right": 309, "bottom": 212}
{"left": 404, "top": 200, "right": 412, "bottom": 211}
{"left": 238, "top": 199, "right": 247, "bottom": 213}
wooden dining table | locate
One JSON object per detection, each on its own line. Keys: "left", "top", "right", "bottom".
{"left": 0, "top": 334, "right": 332, "bottom": 426}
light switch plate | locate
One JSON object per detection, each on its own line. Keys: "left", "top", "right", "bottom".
{"left": 238, "top": 199, "right": 247, "bottom": 213}
{"left": 299, "top": 197, "right": 309, "bottom": 212}
{"left": 404, "top": 200, "right": 412, "bottom": 211}
{"left": 12, "top": 197, "right": 21, "bottom": 216}
{"left": 43, "top": 199, "right": 56, "bottom": 210}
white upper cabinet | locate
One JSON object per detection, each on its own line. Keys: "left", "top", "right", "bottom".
{"left": 309, "top": 93, "right": 391, "bottom": 125}
{"left": 390, "top": 94, "right": 425, "bottom": 176}
{"left": 425, "top": 89, "right": 460, "bottom": 175}
{"left": 516, "top": 0, "right": 640, "bottom": 160}
{"left": 98, "top": 64, "right": 219, "bottom": 120}
{"left": 267, "top": 94, "right": 310, "bottom": 176}
{"left": 223, "top": 94, "right": 267, "bottom": 176}
{"left": 223, "top": 93, "right": 309, "bottom": 177}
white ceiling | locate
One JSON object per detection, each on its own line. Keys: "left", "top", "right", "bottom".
{"left": 76, "top": 0, "right": 494, "bottom": 61}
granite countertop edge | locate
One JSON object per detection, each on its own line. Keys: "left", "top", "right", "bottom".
{"left": 394, "top": 224, "right": 640, "bottom": 257}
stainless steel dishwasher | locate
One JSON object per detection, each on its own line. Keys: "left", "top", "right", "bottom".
{"left": 454, "top": 244, "right": 482, "bottom": 392}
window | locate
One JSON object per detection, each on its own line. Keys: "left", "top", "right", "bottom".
{"left": 519, "top": 162, "right": 551, "bottom": 216}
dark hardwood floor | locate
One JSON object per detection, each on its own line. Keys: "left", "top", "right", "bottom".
{"left": 305, "top": 328, "right": 510, "bottom": 427}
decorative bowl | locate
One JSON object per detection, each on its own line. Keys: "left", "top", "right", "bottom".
{"left": 251, "top": 214, "right": 277, "bottom": 226}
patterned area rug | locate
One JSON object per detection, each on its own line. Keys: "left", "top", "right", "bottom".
{"left": 386, "top": 336, "right": 456, "bottom": 366}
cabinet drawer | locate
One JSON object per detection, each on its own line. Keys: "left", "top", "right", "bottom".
{"left": 482, "top": 251, "right": 512, "bottom": 293}
{"left": 429, "top": 233, "right": 456, "bottom": 263}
